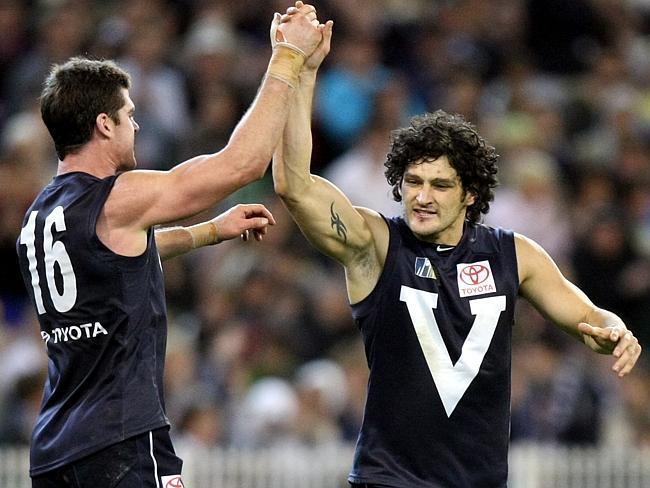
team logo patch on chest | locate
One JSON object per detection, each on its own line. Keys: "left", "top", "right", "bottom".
{"left": 415, "top": 257, "right": 436, "bottom": 279}
{"left": 456, "top": 260, "right": 496, "bottom": 297}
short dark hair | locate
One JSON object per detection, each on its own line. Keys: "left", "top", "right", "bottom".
{"left": 384, "top": 110, "right": 499, "bottom": 223}
{"left": 40, "top": 57, "right": 131, "bottom": 160}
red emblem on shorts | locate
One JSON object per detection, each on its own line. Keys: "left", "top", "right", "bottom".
{"left": 164, "top": 476, "right": 184, "bottom": 488}
{"left": 459, "top": 264, "right": 490, "bottom": 285}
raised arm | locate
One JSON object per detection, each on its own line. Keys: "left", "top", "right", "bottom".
{"left": 516, "top": 233, "right": 641, "bottom": 377}
{"left": 272, "top": 8, "right": 388, "bottom": 303}
{"left": 100, "top": 8, "right": 323, "bottom": 255}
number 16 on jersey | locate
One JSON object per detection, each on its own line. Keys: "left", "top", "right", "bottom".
{"left": 20, "top": 207, "right": 78, "bottom": 315}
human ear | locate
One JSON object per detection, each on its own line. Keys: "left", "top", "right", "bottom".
{"left": 95, "top": 113, "right": 112, "bottom": 138}
{"left": 464, "top": 191, "right": 476, "bottom": 206}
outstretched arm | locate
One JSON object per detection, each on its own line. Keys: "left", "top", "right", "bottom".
{"left": 272, "top": 5, "right": 388, "bottom": 303}
{"left": 516, "top": 233, "right": 642, "bottom": 377}
{"left": 155, "top": 203, "right": 275, "bottom": 260}
{"left": 99, "top": 7, "right": 323, "bottom": 257}
{"left": 273, "top": 16, "right": 360, "bottom": 262}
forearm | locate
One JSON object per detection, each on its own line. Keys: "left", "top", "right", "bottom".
{"left": 167, "top": 47, "right": 306, "bottom": 211}
{"left": 272, "top": 66, "right": 372, "bottom": 264}
{"left": 551, "top": 288, "right": 629, "bottom": 354}
{"left": 155, "top": 221, "right": 219, "bottom": 260}
{"left": 561, "top": 298, "right": 627, "bottom": 346}
{"left": 224, "top": 67, "right": 302, "bottom": 178}
{"left": 584, "top": 307, "right": 627, "bottom": 333}
{"left": 273, "top": 70, "right": 318, "bottom": 200}
{"left": 225, "top": 44, "right": 307, "bottom": 173}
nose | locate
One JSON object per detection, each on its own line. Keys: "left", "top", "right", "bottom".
{"left": 416, "top": 187, "right": 432, "bottom": 205}
{"left": 133, "top": 120, "right": 140, "bottom": 132}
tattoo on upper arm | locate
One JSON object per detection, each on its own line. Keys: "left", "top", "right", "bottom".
{"left": 330, "top": 202, "right": 347, "bottom": 243}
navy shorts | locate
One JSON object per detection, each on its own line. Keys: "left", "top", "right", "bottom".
{"left": 31, "top": 427, "right": 184, "bottom": 488}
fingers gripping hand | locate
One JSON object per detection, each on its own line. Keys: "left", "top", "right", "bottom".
{"left": 275, "top": 3, "right": 333, "bottom": 72}
{"left": 578, "top": 322, "right": 642, "bottom": 377}
{"left": 274, "top": 2, "right": 322, "bottom": 56}
{"left": 269, "top": 8, "right": 312, "bottom": 48}
{"left": 213, "top": 204, "right": 276, "bottom": 243}
{"left": 305, "top": 20, "right": 333, "bottom": 72}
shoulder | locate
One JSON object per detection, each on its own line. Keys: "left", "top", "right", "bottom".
{"left": 355, "top": 206, "right": 390, "bottom": 254}
{"left": 513, "top": 232, "right": 559, "bottom": 285}
{"left": 102, "top": 169, "right": 169, "bottom": 227}
{"left": 356, "top": 206, "right": 389, "bottom": 231}
{"left": 473, "top": 222, "right": 514, "bottom": 239}
{"left": 466, "top": 222, "right": 517, "bottom": 256}
{"left": 514, "top": 233, "right": 546, "bottom": 260}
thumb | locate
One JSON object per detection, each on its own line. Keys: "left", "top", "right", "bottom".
{"left": 246, "top": 217, "right": 270, "bottom": 230}
{"left": 270, "top": 13, "right": 284, "bottom": 47}
{"left": 323, "top": 20, "right": 334, "bottom": 39}
{"left": 320, "top": 20, "right": 333, "bottom": 48}
{"left": 578, "top": 322, "right": 619, "bottom": 342}
{"left": 608, "top": 327, "right": 623, "bottom": 342}
{"left": 577, "top": 322, "right": 605, "bottom": 343}
{"left": 577, "top": 322, "right": 593, "bottom": 335}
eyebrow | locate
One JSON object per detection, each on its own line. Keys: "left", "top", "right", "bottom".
{"left": 404, "top": 172, "right": 458, "bottom": 184}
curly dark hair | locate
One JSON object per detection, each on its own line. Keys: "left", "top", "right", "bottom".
{"left": 384, "top": 110, "right": 499, "bottom": 223}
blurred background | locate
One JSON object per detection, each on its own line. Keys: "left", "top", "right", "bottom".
{"left": 1, "top": 0, "right": 650, "bottom": 486}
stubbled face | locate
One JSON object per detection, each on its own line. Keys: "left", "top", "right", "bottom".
{"left": 113, "top": 88, "right": 139, "bottom": 171}
{"left": 401, "top": 156, "right": 475, "bottom": 244}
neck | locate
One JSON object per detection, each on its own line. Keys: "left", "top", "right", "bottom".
{"left": 57, "top": 144, "right": 118, "bottom": 179}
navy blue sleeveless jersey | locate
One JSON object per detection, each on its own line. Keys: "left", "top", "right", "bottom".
{"left": 16, "top": 172, "right": 169, "bottom": 476}
{"left": 348, "top": 217, "right": 519, "bottom": 488}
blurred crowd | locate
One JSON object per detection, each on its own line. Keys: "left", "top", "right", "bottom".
{"left": 1, "top": 0, "right": 650, "bottom": 454}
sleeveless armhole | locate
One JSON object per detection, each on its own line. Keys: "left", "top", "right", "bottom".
{"left": 497, "top": 227, "right": 520, "bottom": 291}
{"left": 86, "top": 174, "right": 154, "bottom": 267}
{"left": 350, "top": 216, "right": 399, "bottom": 320}
{"left": 85, "top": 174, "right": 117, "bottom": 243}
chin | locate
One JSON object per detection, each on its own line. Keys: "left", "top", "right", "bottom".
{"left": 407, "top": 213, "right": 436, "bottom": 229}
{"left": 408, "top": 220, "right": 438, "bottom": 239}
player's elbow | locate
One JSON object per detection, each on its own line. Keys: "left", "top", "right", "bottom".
{"left": 225, "top": 147, "right": 269, "bottom": 184}
{"left": 240, "top": 154, "right": 269, "bottom": 182}
{"left": 243, "top": 163, "right": 267, "bottom": 183}
{"left": 275, "top": 188, "right": 299, "bottom": 208}
{"left": 273, "top": 176, "right": 290, "bottom": 199}
{"left": 273, "top": 175, "right": 306, "bottom": 206}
